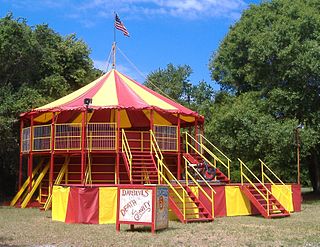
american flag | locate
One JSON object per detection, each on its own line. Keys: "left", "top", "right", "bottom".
{"left": 114, "top": 14, "right": 129, "bottom": 37}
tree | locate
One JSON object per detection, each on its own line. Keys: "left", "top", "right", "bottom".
{"left": 209, "top": 0, "right": 320, "bottom": 192}
{"left": 206, "top": 91, "right": 316, "bottom": 183}
{"left": 145, "top": 63, "right": 193, "bottom": 105}
{"left": 0, "top": 13, "right": 100, "bottom": 199}
{"left": 145, "top": 64, "right": 214, "bottom": 118}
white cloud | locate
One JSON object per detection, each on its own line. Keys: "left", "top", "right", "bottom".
{"left": 64, "top": 0, "right": 247, "bottom": 21}
{"left": 102, "top": 0, "right": 246, "bottom": 19}
{"left": 5, "top": 0, "right": 248, "bottom": 26}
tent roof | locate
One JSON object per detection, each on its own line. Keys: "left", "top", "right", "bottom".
{"left": 30, "top": 69, "right": 201, "bottom": 117}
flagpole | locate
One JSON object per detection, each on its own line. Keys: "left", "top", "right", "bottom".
{"left": 112, "top": 12, "right": 117, "bottom": 69}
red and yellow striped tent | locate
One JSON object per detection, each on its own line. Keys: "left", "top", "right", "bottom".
{"left": 22, "top": 69, "right": 203, "bottom": 127}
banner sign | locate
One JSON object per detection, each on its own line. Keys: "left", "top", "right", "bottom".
{"left": 119, "top": 188, "right": 153, "bottom": 223}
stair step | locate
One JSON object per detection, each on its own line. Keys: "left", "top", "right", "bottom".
{"left": 184, "top": 212, "right": 208, "bottom": 216}
{"left": 132, "top": 166, "right": 157, "bottom": 169}
{"left": 268, "top": 213, "right": 290, "bottom": 218}
{"left": 249, "top": 187, "right": 267, "bottom": 191}
{"left": 132, "top": 164, "right": 156, "bottom": 168}
{"left": 132, "top": 159, "right": 153, "bottom": 162}
{"left": 185, "top": 218, "right": 213, "bottom": 223}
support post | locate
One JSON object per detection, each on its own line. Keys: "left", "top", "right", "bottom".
{"left": 112, "top": 42, "right": 116, "bottom": 69}
{"left": 81, "top": 110, "right": 86, "bottom": 183}
{"left": 295, "top": 124, "right": 304, "bottom": 185}
{"left": 194, "top": 118, "right": 198, "bottom": 151}
{"left": 200, "top": 123, "right": 204, "bottom": 155}
{"left": 177, "top": 114, "right": 181, "bottom": 180}
{"left": 296, "top": 130, "right": 301, "bottom": 185}
{"left": 150, "top": 109, "right": 154, "bottom": 131}
{"left": 116, "top": 109, "right": 121, "bottom": 184}
{"left": 49, "top": 112, "right": 55, "bottom": 193}
{"left": 19, "top": 119, "right": 24, "bottom": 190}
{"left": 28, "top": 114, "right": 34, "bottom": 192}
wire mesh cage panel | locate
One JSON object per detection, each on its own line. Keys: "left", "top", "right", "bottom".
{"left": 33, "top": 125, "right": 51, "bottom": 151}
{"left": 21, "top": 127, "right": 31, "bottom": 153}
{"left": 55, "top": 124, "right": 82, "bottom": 150}
{"left": 154, "top": 125, "right": 178, "bottom": 151}
{"left": 87, "top": 123, "right": 116, "bottom": 150}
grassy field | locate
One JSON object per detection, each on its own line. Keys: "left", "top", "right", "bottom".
{"left": 1, "top": 193, "right": 320, "bottom": 247}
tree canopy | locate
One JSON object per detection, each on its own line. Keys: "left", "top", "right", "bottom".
{"left": 0, "top": 13, "right": 100, "bottom": 198}
{"left": 145, "top": 63, "right": 214, "bottom": 117}
{"left": 209, "top": 0, "right": 320, "bottom": 192}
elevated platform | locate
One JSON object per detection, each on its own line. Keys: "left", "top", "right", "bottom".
{"left": 51, "top": 182, "right": 301, "bottom": 224}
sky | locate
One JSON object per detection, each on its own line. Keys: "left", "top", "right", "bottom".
{"left": 0, "top": 0, "right": 261, "bottom": 88}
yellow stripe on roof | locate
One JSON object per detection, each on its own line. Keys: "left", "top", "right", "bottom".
{"left": 120, "top": 110, "right": 132, "bottom": 128}
{"left": 179, "top": 115, "right": 195, "bottom": 123}
{"left": 34, "top": 112, "right": 55, "bottom": 123}
{"left": 143, "top": 110, "right": 172, "bottom": 125}
{"left": 72, "top": 112, "right": 93, "bottom": 123}
{"left": 92, "top": 70, "right": 118, "bottom": 107}
{"left": 36, "top": 73, "right": 109, "bottom": 110}
{"left": 117, "top": 73, "right": 178, "bottom": 111}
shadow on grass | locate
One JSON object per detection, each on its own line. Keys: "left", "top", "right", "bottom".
{"left": 0, "top": 236, "right": 24, "bottom": 247}
{"left": 302, "top": 191, "right": 320, "bottom": 204}
{"left": 124, "top": 226, "right": 177, "bottom": 233}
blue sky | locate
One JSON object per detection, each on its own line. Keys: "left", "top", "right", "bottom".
{"left": 0, "top": 0, "right": 261, "bottom": 88}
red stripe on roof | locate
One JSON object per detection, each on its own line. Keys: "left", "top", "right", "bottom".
{"left": 118, "top": 71, "right": 196, "bottom": 115}
{"left": 126, "top": 110, "right": 150, "bottom": 128}
{"left": 115, "top": 71, "right": 149, "bottom": 108}
{"left": 89, "top": 109, "right": 111, "bottom": 123}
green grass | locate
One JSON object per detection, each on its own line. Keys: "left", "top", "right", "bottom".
{"left": 1, "top": 196, "right": 320, "bottom": 247}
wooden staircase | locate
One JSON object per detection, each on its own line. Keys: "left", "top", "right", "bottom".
{"left": 241, "top": 184, "right": 290, "bottom": 219}
{"left": 130, "top": 151, "right": 159, "bottom": 184}
{"left": 169, "top": 185, "right": 213, "bottom": 223}
{"left": 20, "top": 162, "right": 50, "bottom": 208}
{"left": 183, "top": 153, "right": 229, "bottom": 183}
{"left": 121, "top": 130, "right": 215, "bottom": 223}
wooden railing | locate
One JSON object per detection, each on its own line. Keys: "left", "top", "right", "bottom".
{"left": 260, "top": 159, "right": 292, "bottom": 208}
{"left": 154, "top": 125, "right": 178, "bottom": 151}
{"left": 150, "top": 130, "right": 188, "bottom": 221}
{"left": 239, "top": 158, "right": 271, "bottom": 216}
{"left": 183, "top": 156, "right": 216, "bottom": 217}
{"left": 197, "top": 134, "right": 231, "bottom": 179}
{"left": 55, "top": 123, "right": 82, "bottom": 150}
{"left": 121, "top": 129, "right": 132, "bottom": 182}
{"left": 185, "top": 132, "right": 231, "bottom": 180}
{"left": 87, "top": 123, "right": 116, "bottom": 150}
{"left": 21, "top": 127, "right": 31, "bottom": 153}
{"left": 21, "top": 122, "right": 117, "bottom": 152}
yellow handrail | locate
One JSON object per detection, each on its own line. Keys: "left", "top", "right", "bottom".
{"left": 185, "top": 132, "right": 230, "bottom": 180}
{"left": 84, "top": 156, "right": 92, "bottom": 185}
{"left": 150, "top": 130, "right": 164, "bottom": 182}
{"left": 197, "top": 134, "right": 231, "bottom": 163}
{"left": 44, "top": 157, "right": 70, "bottom": 211}
{"left": 121, "top": 129, "right": 132, "bottom": 182}
{"left": 260, "top": 159, "right": 292, "bottom": 202}
{"left": 10, "top": 159, "right": 45, "bottom": 206}
{"left": 183, "top": 156, "right": 216, "bottom": 217}
{"left": 150, "top": 130, "right": 187, "bottom": 221}
{"left": 21, "top": 162, "right": 50, "bottom": 208}
{"left": 239, "top": 158, "right": 271, "bottom": 216}
{"left": 197, "top": 134, "right": 231, "bottom": 179}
